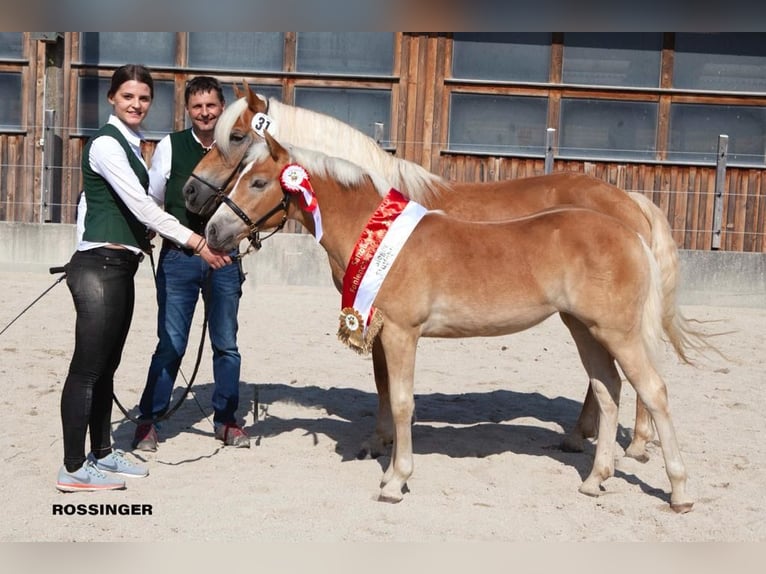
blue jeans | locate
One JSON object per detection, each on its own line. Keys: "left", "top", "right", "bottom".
{"left": 138, "top": 246, "right": 245, "bottom": 425}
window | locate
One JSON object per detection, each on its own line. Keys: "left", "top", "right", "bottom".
{"left": 296, "top": 33, "right": 394, "bottom": 75}
{"left": 188, "top": 33, "right": 284, "bottom": 72}
{"left": 0, "top": 32, "right": 23, "bottom": 59}
{"left": 78, "top": 76, "right": 174, "bottom": 139}
{"left": 294, "top": 87, "right": 392, "bottom": 145}
{"left": 674, "top": 33, "right": 766, "bottom": 92}
{"left": 559, "top": 98, "right": 658, "bottom": 161}
{"left": 80, "top": 33, "right": 175, "bottom": 67}
{"left": 448, "top": 93, "right": 548, "bottom": 155}
{"left": 0, "top": 72, "right": 22, "bottom": 130}
{"left": 668, "top": 103, "right": 766, "bottom": 165}
{"left": 562, "top": 33, "right": 662, "bottom": 88}
{"left": 452, "top": 33, "right": 551, "bottom": 83}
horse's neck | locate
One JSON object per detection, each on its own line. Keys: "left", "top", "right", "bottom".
{"left": 302, "top": 175, "right": 382, "bottom": 271}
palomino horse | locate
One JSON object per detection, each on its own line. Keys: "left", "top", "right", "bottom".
{"left": 203, "top": 132, "right": 693, "bottom": 513}
{"left": 184, "top": 85, "right": 710, "bottom": 461}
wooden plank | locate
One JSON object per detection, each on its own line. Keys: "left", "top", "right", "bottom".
{"left": 419, "top": 35, "right": 438, "bottom": 172}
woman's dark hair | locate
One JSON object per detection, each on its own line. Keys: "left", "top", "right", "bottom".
{"left": 108, "top": 64, "right": 154, "bottom": 99}
{"left": 184, "top": 76, "right": 225, "bottom": 106}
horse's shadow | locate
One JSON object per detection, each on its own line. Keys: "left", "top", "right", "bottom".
{"left": 111, "top": 380, "right": 667, "bottom": 504}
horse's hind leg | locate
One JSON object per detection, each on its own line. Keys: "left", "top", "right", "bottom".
{"left": 561, "top": 314, "right": 655, "bottom": 462}
{"left": 625, "top": 397, "right": 654, "bottom": 462}
{"left": 611, "top": 341, "right": 693, "bottom": 513}
{"left": 559, "top": 315, "right": 624, "bottom": 496}
{"left": 559, "top": 314, "right": 610, "bottom": 453}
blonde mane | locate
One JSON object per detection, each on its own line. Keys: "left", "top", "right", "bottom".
{"left": 218, "top": 96, "right": 448, "bottom": 202}
{"left": 244, "top": 140, "right": 393, "bottom": 198}
{"left": 214, "top": 97, "right": 249, "bottom": 159}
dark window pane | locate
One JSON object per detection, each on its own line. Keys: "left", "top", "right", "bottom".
{"left": 669, "top": 103, "right": 766, "bottom": 165}
{"left": 562, "top": 33, "right": 662, "bottom": 88}
{"left": 452, "top": 33, "right": 551, "bottom": 82}
{"left": 559, "top": 98, "right": 658, "bottom": 160}
{"left": 0, "top": 32, "right": 23, "bottom": 59}
{"left": 296, "top": 33, "right": 394, "bottom": 75}
{"left": 448, "top": 93, "right": 548, "bottom": 155}
{"left": 294, "top": 87, "right": 391, "bottom": 144}
{"left": 80, "top": 32, "right": 175, "bottom": 67}
{"left": 188, "top": 33, "right": 283, "bottom": 72}
{"left": 78, "top": 76, "right": 174, "bottom": 139}
{"left": 674, "top": 33, "right": 766, "bottom": 92}
{"left": 0, "top": 72, "right": 22, "bottom": 129}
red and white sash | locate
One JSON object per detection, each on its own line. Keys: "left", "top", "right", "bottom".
{"left": 340, "top": 189, "right": 427, "bottom": 341}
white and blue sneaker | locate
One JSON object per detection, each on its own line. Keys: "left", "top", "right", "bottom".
{"left": 56, "top": 460, "right": 126, "bottom": 492}
{"left": 88, "top": 449, "right": 149, "bottom": 478}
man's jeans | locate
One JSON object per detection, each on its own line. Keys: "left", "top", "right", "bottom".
{"left": 139, "top": 247, "right": 244, "bottom": 425}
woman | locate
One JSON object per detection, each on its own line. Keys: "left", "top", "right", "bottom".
{"left": 57, "top": 64, "right": 231, "bottom": 492}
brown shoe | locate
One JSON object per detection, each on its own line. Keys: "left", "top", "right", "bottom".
{"left": 132, "top": 423, "right": 158, "bottom": 452}
{"left": 214, "top": 423, "right": 250, "bottom": 448}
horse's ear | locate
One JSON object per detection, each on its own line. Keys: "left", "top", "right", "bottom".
{"left": 264, "top": 130, "right": 288, "bottom": 162}
{"left": 233, "top": 82, "right": 243, "bottom": 99}
{"left": 243, "top": 79, "right": 268, "bottom": 114}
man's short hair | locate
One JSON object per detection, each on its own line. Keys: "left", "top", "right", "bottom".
{"left": 185, "top": 76, "right": 224, "bottom": 105}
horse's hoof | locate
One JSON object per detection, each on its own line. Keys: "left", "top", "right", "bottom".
{"left": 624, "top": 449, "right": 650, "bottom": 463}
{"left": 356, "top": 447, "right": 373, "bottom": 460}
{"left": 578, "top": 481, "right": 603, "bottom": 498}
{"left": 670, "top": 501, "right": 694, "bottom": 514}
{"left": 560, "top": 436, "right": 584, "bottom": 453}
{"left": 377, "top": 492, "right": 403, "bottom": 504}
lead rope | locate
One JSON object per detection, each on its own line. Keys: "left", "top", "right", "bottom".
{"left": 111, "top": 244, "right": 212, "bottom": 428}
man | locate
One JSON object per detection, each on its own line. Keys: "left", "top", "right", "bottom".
{"left": 133, "top": 76, "right": 249, "bottom": 450}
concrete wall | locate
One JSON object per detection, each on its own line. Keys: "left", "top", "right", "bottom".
{"left": 1, "top": 222, "right": 764, "bottom": 308}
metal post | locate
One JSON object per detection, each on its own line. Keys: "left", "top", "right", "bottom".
{"left": 374, "top": 122, "right": 385, "bottom": 146}
{"left": 711, "top": 134, "right": 728, "bottom": 250}
{"left": 544, "top": 128, "right": 556, "bottom": 174}
{"left": 40, "top": 109, "right": 56, "bottom": 223}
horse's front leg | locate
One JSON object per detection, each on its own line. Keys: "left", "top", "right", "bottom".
{"left": 377, "top": 324, "right": 418, "bottom": 503}
{"left": 357, "top": 335, "right": 394, "bottom": 459}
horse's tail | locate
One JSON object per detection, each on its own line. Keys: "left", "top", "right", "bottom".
{"left": 638, "top": 236, "right": 665, "bottom": 364}
{"left": 628, "top": 191, "right": 721, "bottom": 364}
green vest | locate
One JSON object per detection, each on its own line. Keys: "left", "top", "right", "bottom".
{"left": 165, "top": 130, "right": 208, "bottom": 235}
{"left": 81, "top": 124, "right": 151, "bottom": 251}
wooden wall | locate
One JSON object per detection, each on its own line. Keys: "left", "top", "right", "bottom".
{"left": 0, "top": 32, "right": 763, "bottom": 253}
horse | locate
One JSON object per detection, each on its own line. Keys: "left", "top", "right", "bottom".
{"left": 183, "top": 84, "right": 711, "bottom": 461}
{"left": 203, "top": 131, "right": 693, "bottom": 513}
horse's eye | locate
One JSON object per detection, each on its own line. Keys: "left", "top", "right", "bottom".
{"left": 251, "top": 178, "right": 268, "bottom": 190}
{"left": 231, "top": 133, "right": 246, "bottom": 143}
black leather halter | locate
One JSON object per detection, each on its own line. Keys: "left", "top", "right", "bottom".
{"left": 221, "top": 191, "right": 290, "bottom": 251}
{"left": 188, "top": 158, "right": 245, "bottom": 214}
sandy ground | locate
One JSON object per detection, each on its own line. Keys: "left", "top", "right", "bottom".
{"left": 0, "top": 268, "right": 764, "bottom": 545}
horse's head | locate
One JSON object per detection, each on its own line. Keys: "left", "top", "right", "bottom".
{"left": 205, "top": 130, "right": 293, "bottom": 252}
{"left": 184, "top": 82, "right": 269, "bottom": 217}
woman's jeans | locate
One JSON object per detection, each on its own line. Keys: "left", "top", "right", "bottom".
{"left": 138, "top": 246, "right": 244, "bottom": 426}
{"left": 61, "top": 248, "right": 140, "bottom": 472}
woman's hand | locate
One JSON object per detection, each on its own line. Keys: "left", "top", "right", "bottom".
{"left": 188, "top": 233, "right": 231, "bottom": 269}
{"left": 199, "top": 242, "right": 232, "bottom": 269}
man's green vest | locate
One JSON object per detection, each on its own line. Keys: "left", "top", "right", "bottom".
{"left": 81, "top": 124, "right": 151, "bottom": 251}
{"left": 164, "top": 130, "right": 207, "bottom": 235}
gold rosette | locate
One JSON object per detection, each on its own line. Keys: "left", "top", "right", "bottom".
{"left": 337, "top": 307, "right": 383, "bottom": 355}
